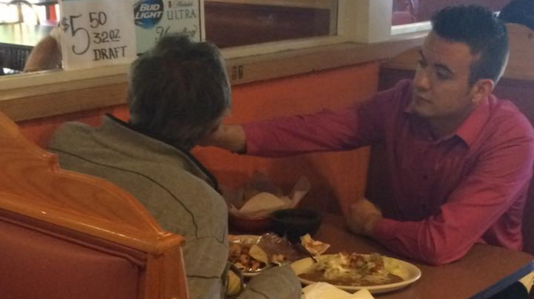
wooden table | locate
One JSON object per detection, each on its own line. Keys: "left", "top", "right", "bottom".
{"left": 315, "top": 213, "right": 534, "bottom": 299}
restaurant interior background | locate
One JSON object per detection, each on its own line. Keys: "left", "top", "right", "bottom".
{"left": 0, "top": 0, "right": 510, "bottom": 74}
{"left": 0, "top": 0, "right": 520, "bottom": 214}
{"left": 0, "top": 1, "right": 533, "bottom": 298}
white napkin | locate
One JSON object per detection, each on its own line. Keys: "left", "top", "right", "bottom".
{"left": 301, "top": 282, "right": 375, "bottom": 299}
{"left": 228, "top": 176, "right": 311, "bottom": 219}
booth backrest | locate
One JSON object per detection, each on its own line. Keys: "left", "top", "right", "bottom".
{"left": 0, "top": 109, "right": 188, "bottom": 299}
{"left": 0, "top": 209, "right": 144, "bottom": 299}
{"left": 375, "top": 24, "right": 534, "bottom": 256}
{"left": 493, "top": 25, "right": 534, "bottom": 256}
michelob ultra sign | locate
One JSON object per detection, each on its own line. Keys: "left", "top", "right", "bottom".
{"left": 135, "top": 0, "right": 203, "bottom": 54}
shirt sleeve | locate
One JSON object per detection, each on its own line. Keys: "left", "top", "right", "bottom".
{"left": 372, "top": 131, "right": 534, "bottom": 265}
{"left": 243, "top": 81, "right": 411, "bottom": 158}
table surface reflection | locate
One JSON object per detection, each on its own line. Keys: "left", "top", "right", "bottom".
{"left": 315, "top": 213, "right": 534, "bottom": 299}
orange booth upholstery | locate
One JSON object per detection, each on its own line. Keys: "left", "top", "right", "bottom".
{"left": 0, "top": 110, "right": 189, "bottom": 299}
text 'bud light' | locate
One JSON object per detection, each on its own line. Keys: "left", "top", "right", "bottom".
{"left": 134, "top": 0, "right": 164, "bottom": 29}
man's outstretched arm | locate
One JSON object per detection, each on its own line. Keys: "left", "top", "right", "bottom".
{"left": 200, "top": 124, "right": 247, "bottom": 153}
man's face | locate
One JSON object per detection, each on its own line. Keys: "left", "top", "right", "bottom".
{"left": 407, "top": 32, "right": 480, "bottom": 125}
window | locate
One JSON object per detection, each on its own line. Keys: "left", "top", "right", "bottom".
{"left": 0, "top": 0, "right": 397, "bottom": 86}
{"left": 0, "top": 2, "right": 58, "bottom": 25}
{"left": 204, "top": 0, "right": 338, "bottom": 48}
{"left": 391, "top": 0, "right": 509, "bottom": 27}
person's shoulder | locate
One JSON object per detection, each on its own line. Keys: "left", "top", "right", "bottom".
{"left": 487, "top": 95, "right": 534, "bottom": 140}
{"left": 48, "top": 121, "right": 94, "bottom": 148}
{"left": 55, "top": 121, "right": 94, "bottom": 136}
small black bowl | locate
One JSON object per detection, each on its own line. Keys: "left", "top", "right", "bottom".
{"left": 271, "top": 209, "right": 322, "bottom": 243}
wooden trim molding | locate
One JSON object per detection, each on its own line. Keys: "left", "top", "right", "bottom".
{"left": 204, "top": 0, "right": 334, "bottom": 9}
{"left": 226, "top": 32, "right": 425, "bottom": 85}
{"left": 0, "top": 32, "right": 425, "bottom": 122}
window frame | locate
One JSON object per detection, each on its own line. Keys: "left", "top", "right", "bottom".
{"left": 0, "top": 0, "right": 428, "bottom": 121}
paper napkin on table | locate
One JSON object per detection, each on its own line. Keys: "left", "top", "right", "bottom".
{"left": 225, "top": 175, "right": 311, "bottom": 220}
{"left": 301, "top": 282, "right": 374, "bottom": 299}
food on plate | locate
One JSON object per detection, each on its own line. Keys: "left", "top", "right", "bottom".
{"left": 300, "top": 234, "right": 330, "bottom": 256}
{"left": 225, "top": 269, "right": 243, "bottom": 296}
{"left": 298, "top": 252, "right": 404, "bottom": 286}
{"left": 228, "top": 233, "right": 312, "bottom": 275}
{"left": 271, "top": 253, "right": 287, "bottom": 265}
{"left": 229, "top": 242, "right": 267, "bottom": 272}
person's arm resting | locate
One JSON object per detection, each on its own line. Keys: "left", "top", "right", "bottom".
{"left": 24, "top": 36, "right": 62, "bottom": 72}
{"left": 370, "top": 136, "right": 534, "bottom": 265}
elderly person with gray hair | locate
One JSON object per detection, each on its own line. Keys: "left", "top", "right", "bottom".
{"left": 48, "top": 34, "right": 301, "bottom": 299}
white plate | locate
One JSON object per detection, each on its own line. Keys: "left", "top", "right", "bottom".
{"left": 291, "top": 254, "right": 421, "bottom": 294}
{"left": 228, "top": 234, "right": 261, "bottom": 245}
{"left": 228, "top": 235, "right": 271, "bottom": 277}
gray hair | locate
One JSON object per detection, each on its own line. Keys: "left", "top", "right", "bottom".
{"left": 127, "top": 34, "right": 231, "bottom": 149}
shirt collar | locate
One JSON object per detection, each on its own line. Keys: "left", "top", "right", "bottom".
{"left": 101, "top": 114, "right": 221, "bottom": 191}
{"left": 404, "top": 98, "right": 491, "bottom": 147}
{"left": 454, "top": 98, "right": 491, "bottom": 147}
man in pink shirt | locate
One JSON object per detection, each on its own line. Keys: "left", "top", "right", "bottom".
{"left": 204, "top": 5, "right": 534, "bottom": 270}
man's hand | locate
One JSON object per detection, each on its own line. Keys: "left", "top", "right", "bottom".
{"left": 198, "top": 124, "right": 247, "bottom": 153}
{"left": 346, "top": 198, "right": 383, "bottom": 236}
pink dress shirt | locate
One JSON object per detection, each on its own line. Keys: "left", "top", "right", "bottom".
{"left": 244, "top": 80, "right": 534, "bottom": 265}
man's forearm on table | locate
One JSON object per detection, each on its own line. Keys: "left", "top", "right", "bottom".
{"left": 370, "top": 218, "right": 472, "bottom": 266}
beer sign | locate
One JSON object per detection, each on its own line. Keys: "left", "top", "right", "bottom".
{"left": 135, "top": 0, "right": 203, "bottom": 54}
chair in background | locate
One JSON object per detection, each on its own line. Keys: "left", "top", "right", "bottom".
{"left": 0, "top": 109, "right": 189, "bottom": 299}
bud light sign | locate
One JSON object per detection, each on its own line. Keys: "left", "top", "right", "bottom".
{"left": 134, "top": 0, "right": 164, "bottom": 29}
{"left": 134, "top": 0, "right": 201, "bottom": 54}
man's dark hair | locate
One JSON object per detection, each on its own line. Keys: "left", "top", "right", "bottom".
{"left": 499, "top": 0, "right": 534, "bottom": 31}
{"left": 128, "top": 34, "right": 231, "bottom": 149}
{"left": 431, "top": 5, "right": 509, "bottom": 86}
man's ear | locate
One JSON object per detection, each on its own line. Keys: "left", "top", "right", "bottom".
{"left": 470, "top": 79, "right": 495, "bottom": 104}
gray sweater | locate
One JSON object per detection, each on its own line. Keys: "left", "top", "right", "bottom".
{"left": 48, "top": 115, "right": 301, "bottom": 299}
